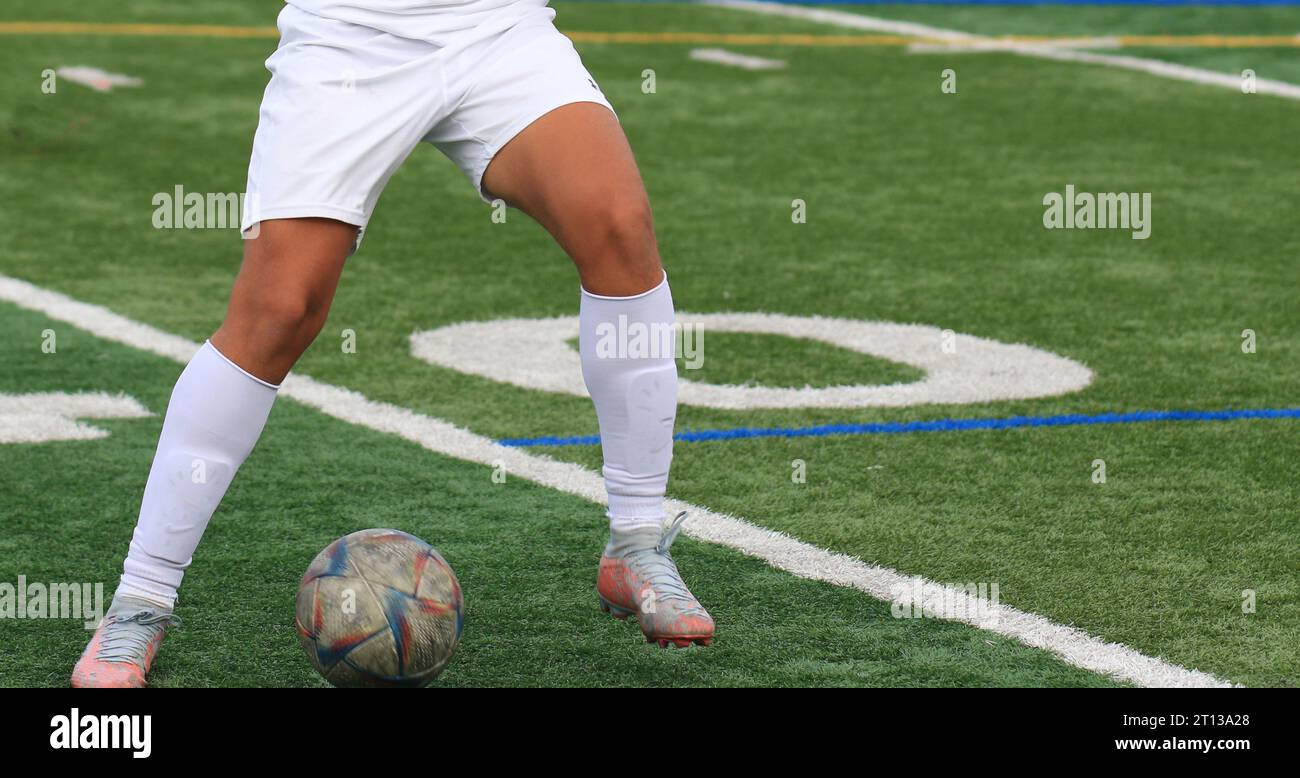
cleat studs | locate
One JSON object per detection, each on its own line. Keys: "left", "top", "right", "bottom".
{"left": 646, "top": 635, "right": 714, "bottom": 648}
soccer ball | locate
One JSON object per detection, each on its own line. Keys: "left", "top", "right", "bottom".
{"left": 295, "top": 528, "right": 463, "bottom": 687}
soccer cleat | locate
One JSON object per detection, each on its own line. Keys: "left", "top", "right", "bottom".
{"left": 71, "top": 594, "right": 177, "bottom": 688}
{"left": 597, "top": 512, "right": 715, "bottom": 648}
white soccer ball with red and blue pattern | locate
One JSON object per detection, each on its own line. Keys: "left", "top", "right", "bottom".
{"left": 296, "top": 529, "right": 463, "bottom": 687}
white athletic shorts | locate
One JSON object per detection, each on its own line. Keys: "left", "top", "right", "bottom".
{"left": 240, "top": 3, "right": 614, "bottom": 248}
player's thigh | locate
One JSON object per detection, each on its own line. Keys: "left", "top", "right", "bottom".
{"left": 485, "top": 102, "right": 662, "bottom": 295}
{"left": 228, "top": 217, "right": 356, "bottom": 316}
{"left": 431, "top": 22, "right": 662, "bottom": 295}
{"left": 483, "top": 102, "right": 644, "bottom": 231}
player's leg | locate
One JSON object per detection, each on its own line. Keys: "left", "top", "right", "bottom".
{"left": 73, "top": 1, "right": 441, "bottom": 685}
{"left": 482, "top": 103, "right": 662, "bottom": 296}
{"left": 126, "top": 217, "right": 354, "bottom": 599}
{"left": 481, "top": 105, "right": 675, "bottom": 536}
{"left": 72, "top": 219, "right": 355, "bottom": 688}
{"left": 481, "top": 103, "right": 713, "bottom": 647}
{"left": 211, "top": 218, "right": 357, "bottom": 383}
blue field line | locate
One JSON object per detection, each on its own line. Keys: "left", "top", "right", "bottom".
{"left": 498, "top": 407, "right": 1300, "bottom": 447}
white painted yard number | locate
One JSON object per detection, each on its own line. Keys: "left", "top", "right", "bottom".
{"left": 410, "top": 314, "right": 1093, "bottom": 410}
{"left": 0, "top": 392, "right": 151, "bottom": 444}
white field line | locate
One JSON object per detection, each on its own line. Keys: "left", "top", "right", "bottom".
{"left": 703, "top": 0, "right": 1300, "bottom": 101}
{"left": 690, "top": 47, "right": 786, "bottom": 70}
{"left": 1010, "top": 46, "right": 1300, "bottom": 100}
{"left": 704, "top": 0, "right": 977, "bottom": 41}
{"left": 0, "top": 274, "right": 1234, "bottom": 688}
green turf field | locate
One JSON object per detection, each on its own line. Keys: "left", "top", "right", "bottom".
{"left": 0, "top": 1, "right": 1296, "bottom": 687}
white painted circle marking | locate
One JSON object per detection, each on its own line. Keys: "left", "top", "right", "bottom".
{"left": 409, "top": 313, "right": 1092, "bottom": 409}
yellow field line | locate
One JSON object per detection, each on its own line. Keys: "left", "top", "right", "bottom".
{"left": 2, "top": 22, "right": 1299, "bottom": 48}
{"left": 1116, "top": 34, "right": 1300, "bottom": 48}
{"left": 0, "top": 21, "right": 279, "bottom": 39}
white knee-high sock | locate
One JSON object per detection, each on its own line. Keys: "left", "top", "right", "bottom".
{"left": 117, "top": 341, "right": 278, "bottom": 607}
{"left": 579, "top": 274, "right": 678, "bottom": 534}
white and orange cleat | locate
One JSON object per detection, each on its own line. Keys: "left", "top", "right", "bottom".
{"left": 71, "top": 595, "right": 176, "bottom": 688}
{"left": 597, "top": 512, "right": 715, "bottom": 648}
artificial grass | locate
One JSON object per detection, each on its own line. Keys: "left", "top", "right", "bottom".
{"left": 0, "top": 1, "right": 1295, "bottom": 686}
{"left": 0, "top": 303, "right": 1120, "bottom": 687}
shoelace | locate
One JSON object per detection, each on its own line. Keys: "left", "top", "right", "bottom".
{"left": 95, "top": 609, "right": 179, "bottom": 664}
{"left": 625, "top": 512, "right": 700, "bottom": 608}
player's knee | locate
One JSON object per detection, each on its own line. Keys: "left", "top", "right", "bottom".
{"left": 233, "top": 287, "right": 330, "bottom": 357}
{"left": 268, "top": 294, "right": 329, "bottom": 350}
{"left": 593, "top": 194, "right": 654, "bottom": 257}
{"left": 582, "top": 194, "right": 661, "bottom": 288}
